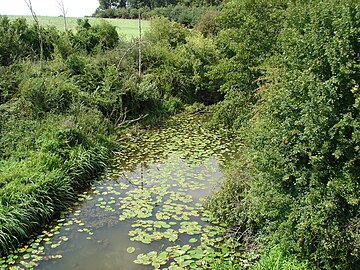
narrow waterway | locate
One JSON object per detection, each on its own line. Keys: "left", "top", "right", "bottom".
{"left": 1, "top": 114, "right": 237, "bottom": 270}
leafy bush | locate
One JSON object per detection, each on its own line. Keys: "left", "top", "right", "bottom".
{"left": 70, "top": 19, "right": 119, "bottom": 53}
{"left": 209, "top": 0, "right": 359, "bottom": 269}
{"left": 0, "top": 64, "right": 21, "bottom": 104}
{"left": 208, "top": 0, "right": 287, "bottom": 129}
{"left": 145, "top": 17, "right": 189, "bottom": 47}
{"left": 195, "top": 10, "right": 220, "bottom": 37}
{"left": 0, "top": 16, "right": 40, "bottom": 65}
{"left": 143, "top": 21, "right": 221, "bottom": 105}
{"left": 19, "top": 73, "right": 76, "bottom": 115}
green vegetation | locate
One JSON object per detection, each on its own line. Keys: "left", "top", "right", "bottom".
{"left": 0, "top": 11, "right": 222, "bottom": 257}
{"left": 1, "top": 0, "right": 359, "bottom": 269}
{"left": 207, "top": 0, "right": 359, "bottom": 269}
{"left": 0, "top": 113, "right": 242, "bottom": 269}
{"left": 6, "top": 16, "right": 149, "bottom": 39}
{"left": 0, "top": 17, "right": 138, "bottom": 255}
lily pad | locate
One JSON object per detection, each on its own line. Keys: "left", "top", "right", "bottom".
{"left": 127, "top": 247, "right": 136, "bottom": 254}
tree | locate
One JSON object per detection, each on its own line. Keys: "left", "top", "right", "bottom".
{"left": 98, "top": 0, "right": 127, "bottom": 10}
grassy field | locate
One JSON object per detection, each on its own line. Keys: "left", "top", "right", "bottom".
{"left": 6, "top": 16, "right": 149, "bottom": 39}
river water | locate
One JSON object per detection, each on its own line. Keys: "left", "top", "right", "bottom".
{"left": 1, "top": 114, "right": 236, "bottom": 270}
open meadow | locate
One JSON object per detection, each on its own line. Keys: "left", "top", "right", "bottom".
{"left": 7, "top": 15, "right": 149, "bottom": 39}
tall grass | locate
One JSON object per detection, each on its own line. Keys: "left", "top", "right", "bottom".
{"left": 0, "top": 111, "right": 113, "bottom": 256}
{"left": 253, "top": 245, "right": 310, "bottom": 270}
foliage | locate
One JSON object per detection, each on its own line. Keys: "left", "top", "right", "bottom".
{"left": 0, "top": 111, "right": 112, "bottom": 255}
{"left": 253, "top": 245, "right": 310, "bottom": 270}
{"left": 0, "top": 16, "right": 45, "bottom": 65}
{"left": 69, "top": 19, "right": 119, "bottom": 53}
{"left": 145, "top": 16, "right": 189, "bottom": 47}
{"left": 195, "top": 9, "right": 220, "bottom": 37}
{"left": 143, "top": 18, "right": 222, "bottom": 105}
{"left": 209, "top": 0, "right": 360, "bottom": 269}
{"left": 206, "top": 160, "right": 253, "bottom": 234}
{"left": 208, "top": 0, "right": 287, "bottom": 130}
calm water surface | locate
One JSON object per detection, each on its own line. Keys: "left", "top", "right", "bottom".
{"left": 2, "top": 115, "right": 235, "bottom": 270}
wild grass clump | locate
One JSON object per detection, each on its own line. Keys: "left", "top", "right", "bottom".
{"left": 0, "top": 110, "right": 113, "bottom": 255}
{"left": 253, "top": 245, "right": 310, "bottom": 270}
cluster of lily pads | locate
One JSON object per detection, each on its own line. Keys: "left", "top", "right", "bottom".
{"left": 0, "top": 114, "right": 243, "bottom": 269}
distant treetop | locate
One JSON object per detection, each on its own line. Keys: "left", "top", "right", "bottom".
{"left": 97, "top": 0, "right": 224, "bottom": 10}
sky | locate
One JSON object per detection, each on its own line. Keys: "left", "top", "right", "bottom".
{"left": 0, "top": 0, "right": 100, "bottom": 17}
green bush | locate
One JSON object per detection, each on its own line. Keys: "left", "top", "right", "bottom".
{"left": 70, "top": 19, "right": 119, "bottom": 53}
{"left": 143, "top": 24, "right": 221, "bottom": 105}
{"left": 208, "top": 0, "right": 287, "bottom": 130}
{"left": 0, "top": 64, "right": 21, "bottom": 104}
{"left": 0, "top": 16, "right": 36, "bottom": 65}
{"left": 244, "top": 0, "right": 359, "bottom": 268}
{"left": 19, "top": 74, "right": 76, "bottom": 115}
{"left": 145, "top": 17, "right": 189, "bottom": 47}
{"left": 208, "top": 0, "right": 359, "bottom": 269}
{"left": 254, "top": 245, "right": 310, "bottom": 270}
{"left": 195, "top": 10, "right": 220, "bottom": 37}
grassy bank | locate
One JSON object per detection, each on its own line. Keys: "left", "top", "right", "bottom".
{"left": 0, "top": 16, "right": 124, "bottom": 255}
{"left": 6, "top": 16, "right": 149, "bottom": 39}
{"left": 0, "top": 111, "right": 113, "bottom": 255}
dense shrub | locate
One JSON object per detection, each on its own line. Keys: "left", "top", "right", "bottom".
{"left": 0, "top": 17, "right": 48, "bottom": 65}
{"left": 19, "top": 74, "right": 75, "bottom": 115}
{"left": 246, "top": 1, "right": 359, "bottom": 268}
{"left": 195, "top": 10, "right": 220, "bottom": 37}
{"left": 209, "top": 0, "right": 359, "bottom": 269}
{"left": 69, "top": 19, "right": 119, "bottom": 53}
{"left": 142, "top": 18, "right": 222, "bottom": 105}
{"left": 208, "top": 0, "right": 287, "bottom": 129}
{"left": 145, "top": 16, "right": 189, "bottom": 47}
{"left": 0, "top": 65, "right": 21, "bottom": 104}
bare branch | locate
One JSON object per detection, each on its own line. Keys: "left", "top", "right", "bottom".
{"left": 23, "top": 0, "right": 44, "bottom": 65}
{"left": 116, "top": 113, "right": 148, "bottom": 131}
{"left": 57, "top": 0, "right": 68, "bottom": 31}
{"left": 138, "top": 7, "right": 142, "bottom": 78}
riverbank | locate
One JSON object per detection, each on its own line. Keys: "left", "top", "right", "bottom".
{"left": 0, "top": 111, "right": 114, "bottom": 256}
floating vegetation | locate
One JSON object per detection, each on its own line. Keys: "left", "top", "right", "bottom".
{"left": 0, "top": 114, "right": 243, "bottom": 269}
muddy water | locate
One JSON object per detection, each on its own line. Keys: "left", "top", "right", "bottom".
{"left": 1, "top": 114, "right": 236, "bottom": 270}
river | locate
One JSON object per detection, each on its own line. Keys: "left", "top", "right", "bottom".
{"left": 1, "top": 114, "right": 237, "bottom": 270}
